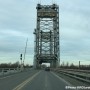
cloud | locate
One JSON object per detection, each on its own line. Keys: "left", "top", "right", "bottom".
{"left": 59, "top": 0, "right": 90, "bottom": 64}
{"left": 0, "top": 0, "right": 90, "bottom": 65}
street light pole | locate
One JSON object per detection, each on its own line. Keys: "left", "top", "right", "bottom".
{"left": 23, "top": 38, "right": 28, "bottom": 66}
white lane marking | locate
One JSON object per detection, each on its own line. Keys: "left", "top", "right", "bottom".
{"left": 51, "top": 72, "right": 72, "bottom": 86}
{"left": 0, "top": 74, "right": 17, "bottom": 80}
{"left": 0, "top": 71, "right": 32, "bottom": 80}
{"left": 45, "top": 73, "right": 47, "bottom": 87}
{"left": 13, "top": 71, "right": 41, "bottom": 90}
{"left": 51, "top": 72, "right": 79, "bottom": 90}
{"left": 43, "top": 72, "right": 48, "bottom": 90}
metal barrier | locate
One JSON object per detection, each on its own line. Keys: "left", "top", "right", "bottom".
{"left": 52, "top": 68, "right": 90, "bottom": 83}
{"left": 0, "top": 68, "right": 21, "bottom": 76}
{"left": 0, "top": 67, "right": 33, "bottom": 76}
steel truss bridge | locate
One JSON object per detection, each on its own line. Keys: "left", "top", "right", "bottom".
{"left": 34, "top": 4, "right": 60, "bottom": 68}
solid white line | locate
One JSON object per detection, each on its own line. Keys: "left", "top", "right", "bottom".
{"left": 51, "top": 72, "right": 79, "bottom": 90}
{"left": 51, "top": 72, "right": 72, "bottom": 86}
{"left": 45, "top": 73, "right": 47, "bottom": 87}
{"left": 0, "top": 74, "right": 17, "bottom": 80}
{"left": 13, "top": 71, "right": 41, "bottom": 90}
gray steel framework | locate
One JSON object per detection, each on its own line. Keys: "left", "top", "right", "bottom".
{"left": 34, "top": 4, "right": 60, "bottom": 68}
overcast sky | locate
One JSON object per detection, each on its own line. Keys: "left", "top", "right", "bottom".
{"left": 0, "top": 0, "right": 90, "bottom": 65}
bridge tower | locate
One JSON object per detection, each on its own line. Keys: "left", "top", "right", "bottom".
{"left": 34, "top": 4, "right": 60, "bottom": 68}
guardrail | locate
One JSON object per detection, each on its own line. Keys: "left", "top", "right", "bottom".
{"left": 58, "top": 68, "right": 90, "bottom": 73}
{"left": 52, "top": 68, "right": 90, "bottom": 83}
{"left": 0, "top": 67, "right": 33, "bottom": 76}
{"left": 0, "top": 68, "right": 21, "bottom": 76}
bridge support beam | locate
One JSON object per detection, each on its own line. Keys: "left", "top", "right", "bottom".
{"left": 33, "top": 4, "right": 60, "bottom": 69}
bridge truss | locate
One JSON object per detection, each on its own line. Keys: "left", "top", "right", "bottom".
{"left": 34, "top": 4, "right": 60, "bottom": 68}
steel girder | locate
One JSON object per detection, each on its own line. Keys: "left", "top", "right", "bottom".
{"left": 34, "top": 4, "right": 60, "bottom": 68}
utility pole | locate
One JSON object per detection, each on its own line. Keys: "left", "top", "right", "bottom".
{"left": 20, "top": 54, "right": 22, "bottom": 65}
{"left": 23, "top": 38, "right": 28, "bottom": 67}
{"left": 20, "top": 53, "right": 23, "bottom": 71}
{"left": 79, "top": 61, "right": 80, "bottom": 69}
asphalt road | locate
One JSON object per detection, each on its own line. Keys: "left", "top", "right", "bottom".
{"left": 0, "top": 70, "right": 71, "bottom": 90}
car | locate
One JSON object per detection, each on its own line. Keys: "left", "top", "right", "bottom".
{"left": 45, "top": 67, "right": 50, "bottom": 71}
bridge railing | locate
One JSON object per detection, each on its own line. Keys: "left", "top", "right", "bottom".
{"left": 51, "top": 68, "right": 90, "bottom": 83}
{"left": 0, "top": 68, "right": 22, "bottom": 76}
{"left": 0, "top": 67, "right": 33, "bottom": 76}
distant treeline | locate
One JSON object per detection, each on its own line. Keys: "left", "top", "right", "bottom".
{"left": 60, "top": 62, "right": 90, "bottom": 70}
{"left": 0, "top": 61, "right": 33, "bottom": 68}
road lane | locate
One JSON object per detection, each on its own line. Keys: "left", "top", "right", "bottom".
{"left": 22, "top": 70, "right": 70, "bottom": 90}
{"left": 0, "top": 70, "right": 39, "bottom": 90}
{"left": 13, "top": 71, "right": 41, "bottom": 90}
{"left": 0, "top": 70, "right": 71, "bottom": 90}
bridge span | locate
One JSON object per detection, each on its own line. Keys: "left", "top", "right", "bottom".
{"left": 33, "top": 4, "right": 60, "bottom": 68}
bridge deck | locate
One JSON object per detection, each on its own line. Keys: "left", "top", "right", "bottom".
{"left": 0, "top": 69, "right": 70, "bottom": 90}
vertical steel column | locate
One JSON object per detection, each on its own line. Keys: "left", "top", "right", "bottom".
{"left": 34, "top": 4, "right": 60, "bottom": 68}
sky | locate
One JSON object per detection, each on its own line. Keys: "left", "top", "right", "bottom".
{"left": 0, "top": 0, "right": 90, "bottom": 65}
